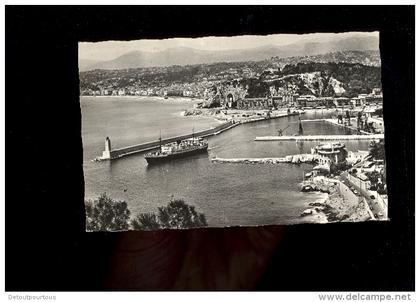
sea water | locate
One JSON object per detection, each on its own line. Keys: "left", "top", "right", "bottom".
{"left": 81, "top": 96, "right": 369, "bottom": 226}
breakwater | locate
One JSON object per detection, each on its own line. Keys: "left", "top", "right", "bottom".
{"left": 96, "top": 121, "right": 239, "bottom": 160}
{"left": 211, "top": 154, "right": 321, "bottom": 164}
{"left": 254, "top": 134, "right": 384, "bottom": 141}
{"left": 95, "top": 111, "right": 301, "bottom": 161}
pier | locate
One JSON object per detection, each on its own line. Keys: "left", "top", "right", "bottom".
{"left": 254, "top": 134, "right": 384, "bottom": 142}
{"left": 97, "top": 121, "right": 239, "bottom": 160}
{"left": 96, "top": 110, "right": 301, "bottom": 161}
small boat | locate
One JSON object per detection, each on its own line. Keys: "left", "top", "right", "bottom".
{"left": 301, "top": 209, "right": 314, "bottom": 217}
{"left": 305, "top": 172, "right": 313, "bottom": 179}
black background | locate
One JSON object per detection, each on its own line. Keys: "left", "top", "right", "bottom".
{"left": 6, "top": 6, "right": 415, "bottom": 291}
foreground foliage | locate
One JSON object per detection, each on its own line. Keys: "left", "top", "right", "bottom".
{"left": 85, "top": 193, "right": 131, "bottom": 231}
{"left": 131, "top": 199, "right": 207, "bottom": 230}
{"left": 85, "top": 194, "right": 208, "bottom": 231}
{"left": 369, "top": 139, "right": 386, "bottom": 161}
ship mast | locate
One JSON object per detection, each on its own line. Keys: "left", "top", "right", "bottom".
{"left": 159, "top": 129, "right": 162, "bottom": 151}
{"left": 298, "top": 114, "right": 304, "bottom": 136}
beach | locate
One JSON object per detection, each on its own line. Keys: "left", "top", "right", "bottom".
{"left": 82, "top": 95, "right": 204, "bottom": 103}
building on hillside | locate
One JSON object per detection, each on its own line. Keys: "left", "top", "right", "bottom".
{"left": 311, "top": 142, "right": 348, "bottom": 164}
{"left": 271, "top": 96, "right": 284, "bottom": 107}
{"left": 100, "top": 89, "right": 111, "bottom": 96}
{"left": 372, "top": 88, "right": 382, "bottom": 95}
{"left": 319, "top": 97, "right": 335, "bottom": 108}
{"left": 296, "top": 95, "right": 316, "bottom": 107}
{"left": 306, "top": 97, "right": 318, "bottom": 108}
{"left": 334, "top": 97, "right": 351, "bottom": 107}
{"left": 356, "top": 88, "right": 383, "bottom": 106}
{"left": 236, "top": 97, "right": 274, "bottom": 109}
{"left": 351, "top": 97, "right": 365, "bottom": 107}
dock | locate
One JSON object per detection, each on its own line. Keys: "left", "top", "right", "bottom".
{"left": 300, "top": 118, "right": 371, "bottom": 135}
{"left": 254, "top": 134, "right": 384, "bottom": 142}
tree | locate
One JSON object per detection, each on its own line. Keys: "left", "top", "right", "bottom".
{"left": 369, "top": 139, "right": 386, "bottom": 160}
{"left": 85, "top": 193, "right": 131, "bottom": 232}
{"left": 130, "top": 212, "right": 161, "bottom": 231}
{"left": 158, "top": 199, "right": 207, "bottom": 229}
{"left": 366, "top": 170, "right": 387, "bottom": 194}
{"left": 130, "top": 199, "right": 208, "bottom": 230}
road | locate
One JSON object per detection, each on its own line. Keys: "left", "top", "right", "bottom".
{"left": 340, "top": 172, "right": 386, "bottom": 220}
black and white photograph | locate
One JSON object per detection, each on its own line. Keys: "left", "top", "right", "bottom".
{"left": 80, "top": 32, "right": 388, "bottom": 231}
{"left": 6, "top": 5, "right": 414, "bottom": 294}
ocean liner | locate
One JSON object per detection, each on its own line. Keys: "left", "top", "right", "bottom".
{"left": 144, "top": 134, "right": 208, "bottom": 164}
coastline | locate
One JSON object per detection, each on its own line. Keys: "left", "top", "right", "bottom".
{"left": 183, "top": 107, "right": 298, "bottom": 123}
{"left": 80, "top": 95, "right": 204, "bottom": 103}
{"left": 300, "top": 178, "right": 371, "bottom": 223}
{"left": 299, "top": 192, "right": 330, "bottom": 224}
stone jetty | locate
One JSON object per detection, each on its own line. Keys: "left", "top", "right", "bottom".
{"left": 254, "top": 134, "right": 384, "bottom": 141}
{"left": 95, "top": 110, "right": 301, "bottom": 161}
{"left": 211, "top": 154, "right": 321, "bottom": 164}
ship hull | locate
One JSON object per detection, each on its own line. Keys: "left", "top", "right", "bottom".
{"left": 145, "top": 145, "right": 208, "bottom": 164}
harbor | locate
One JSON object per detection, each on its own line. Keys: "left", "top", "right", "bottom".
{"left": 95, "top": 120, "right": 239, "bottom": 161}
{"left": 210, "top": 114, "right": 387, "bottom": 221}
{"left": 85, "top": 96, "right": 379, "bottom": 226}
{"left": 211, "top": 141, "right": 387, "bottom": 221}
{"left": 84, "top": 94, "right": 388, "bottom": 225}
{"left": 81, "top": 33, "right": 389, "bottom": 226}
{"left": 95, "top": 109, "right": 300, "bottom": 161}
{"left": 300, "top": 118, "right": 372, "bottom": 134}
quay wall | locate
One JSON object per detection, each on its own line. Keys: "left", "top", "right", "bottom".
{"left": 211, "top": 157, "right": 289, "bottom": 164}
{"left": 108, "top": 121, "right": 237, "bottom": 159}
{"left": 239, "top": 112, "right": 299, "bottom": 124}
{"left": 211, "top": 153, "right": 320, "bottom": 164}
{"left": 254, "top": 134, "right": 384, "bottom": 141}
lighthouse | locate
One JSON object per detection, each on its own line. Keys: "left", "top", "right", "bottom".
{"left": 101, "top": 137, "right": 112, "bottom": 159}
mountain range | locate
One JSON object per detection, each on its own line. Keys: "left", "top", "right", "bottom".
{"left": 79, "top": 35, "right": 379, "bottom": 71}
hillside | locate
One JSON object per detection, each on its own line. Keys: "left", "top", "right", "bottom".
{"left": 79, "top": 35, "right": 379, "bottom": 71}
{"left": 271, "top": 50, "right": 380, "bottom": 68}
{"left": 79, "top": 51, "right": 382, "bottom": 99}
{"left": 277, "top": 62, "right": 382, "bottom": 97}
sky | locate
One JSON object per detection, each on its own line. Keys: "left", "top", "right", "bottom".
{"left": 79, "top": 31, "right": 379, "bottom": 61}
